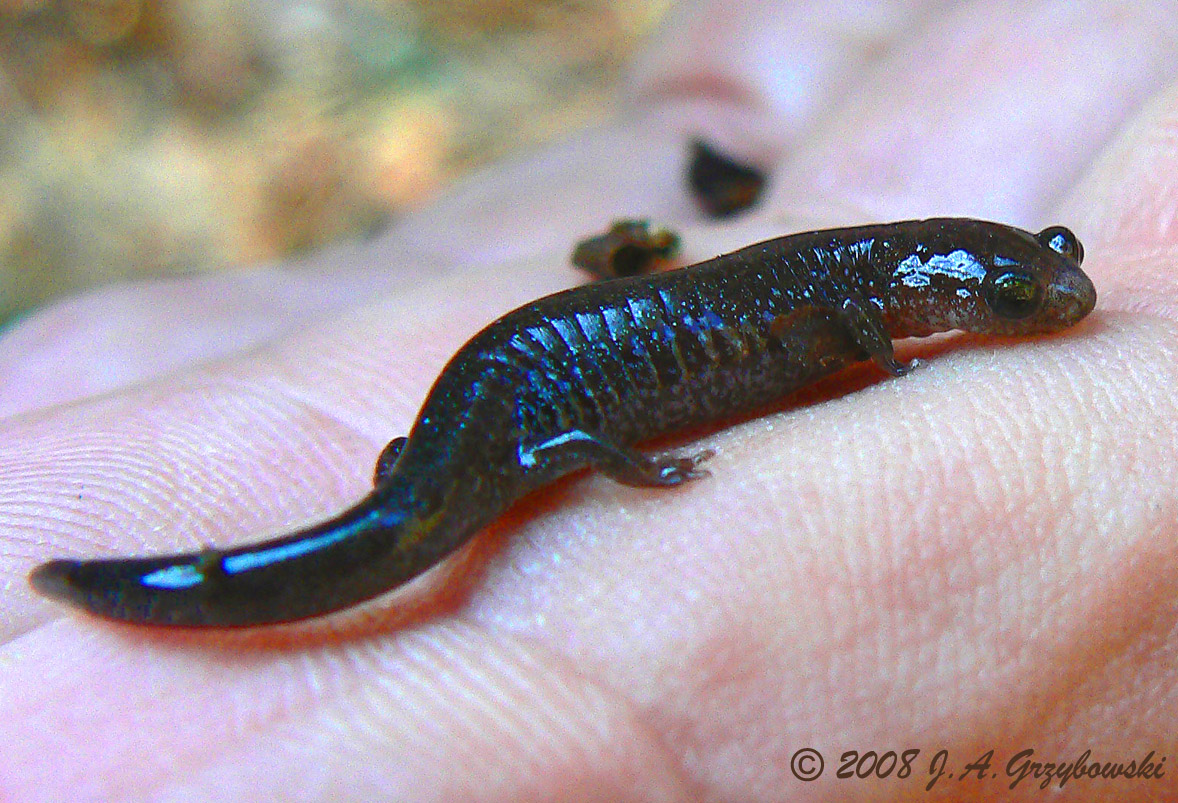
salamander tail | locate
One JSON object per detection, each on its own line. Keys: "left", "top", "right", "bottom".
{"left": 29, "top": 482, "right": 472, "bottom": 627}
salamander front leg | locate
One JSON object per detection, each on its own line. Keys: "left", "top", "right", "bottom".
{"left": 373, "top": 436, "right": 407, "bottom": 486}
{"left": 840, "top": 298, "right": 910, "bottom": 376}
{"left": 521, "top": 430, "right": 714, "bottom": 487}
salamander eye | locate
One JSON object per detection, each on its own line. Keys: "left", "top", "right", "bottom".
{"left": 1036, "top": 226, "right": 1084, "bottom": 264}
{"left": 985, "top": 270, "right": 1044, "bottom": 320}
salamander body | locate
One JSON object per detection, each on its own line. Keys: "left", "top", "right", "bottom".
{"left": 30, "top": 218, "right": 1096, "bottom": 626}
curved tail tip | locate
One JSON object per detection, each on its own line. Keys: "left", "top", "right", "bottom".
{"left": 29, "top": 559, "right": 80, "bottom": 602}
{"left": 30, "top": 557, "right": 172, "bottom": 624}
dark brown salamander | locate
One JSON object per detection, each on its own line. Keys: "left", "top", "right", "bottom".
{"left": 29, "top": 218, "right": 1096, "bottom": 627}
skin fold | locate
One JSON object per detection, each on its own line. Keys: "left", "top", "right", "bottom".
{"left": 2, "top": 1, "right": 1178, "bottom": 801}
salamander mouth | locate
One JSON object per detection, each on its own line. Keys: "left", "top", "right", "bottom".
{"left": 1044, "top": 266, "right": 1097, "bottom": 328}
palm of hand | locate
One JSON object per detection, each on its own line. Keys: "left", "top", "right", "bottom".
{"left": 2, "top": 3, "right": 1177, "bottom": 801}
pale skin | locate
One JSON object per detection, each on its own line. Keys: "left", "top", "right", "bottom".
{"left": 3, "top": 1, "right": 1178, "bottom": 800}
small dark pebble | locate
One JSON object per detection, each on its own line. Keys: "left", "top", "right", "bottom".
{"left": 687, "top": 138, "right": 767, "bottom": 218}
{"left": 571, "top": 219, "right": 680, "bottom": 279}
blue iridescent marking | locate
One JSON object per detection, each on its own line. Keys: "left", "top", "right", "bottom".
{"left": 223, "top": 509, "right": 387, "bottom": 574}
{"left": 141, "top": 564, "right": 205, "bottom": 589}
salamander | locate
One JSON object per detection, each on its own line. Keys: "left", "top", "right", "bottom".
{"left": 29, "top": 218, "right": 1097, "bottom": 627}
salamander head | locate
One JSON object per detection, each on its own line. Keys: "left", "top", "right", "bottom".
{"left": 883, "top": 219, "right": 1096, "bottom": 338}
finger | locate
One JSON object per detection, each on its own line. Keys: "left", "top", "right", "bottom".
{"left": 767, "top": 0, "right": 1178, "bottom": 224}
{"left": 1060, "top": 80, "right": 1178, "bottom": 320}
{"left": 0, "top": 253, "right": 419, "bottom": 420}
{"left": 0, "top": 621, "right": 690, "bottom": 802}
{"left": 631, "top": 0, "right": 948, "bottom": 144}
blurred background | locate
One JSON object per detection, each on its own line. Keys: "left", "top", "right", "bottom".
{"left": 0, "top": 0, "right": 674, "bottom": 326}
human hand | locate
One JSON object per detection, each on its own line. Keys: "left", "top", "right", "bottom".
{"left": 4, "top": 1, "right": 1178, "bottom": 800}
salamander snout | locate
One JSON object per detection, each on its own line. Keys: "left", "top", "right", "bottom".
{"left": 1042, "top": 257, "right": 1097, "bottom": 327}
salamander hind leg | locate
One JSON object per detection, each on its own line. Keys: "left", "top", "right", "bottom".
{"left": 373, "top": 436, "right": 407, "bottom": 486}
{"left": 522, "top": 429, "right": 714, "bottom": 487}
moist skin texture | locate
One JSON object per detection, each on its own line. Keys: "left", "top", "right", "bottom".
{"left": 29, "top": 218, "right": 1096, "bottom": 627}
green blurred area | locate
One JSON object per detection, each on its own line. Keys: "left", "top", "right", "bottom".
{"left": 0, "top": 0, "right": 673, "bottom": 325}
